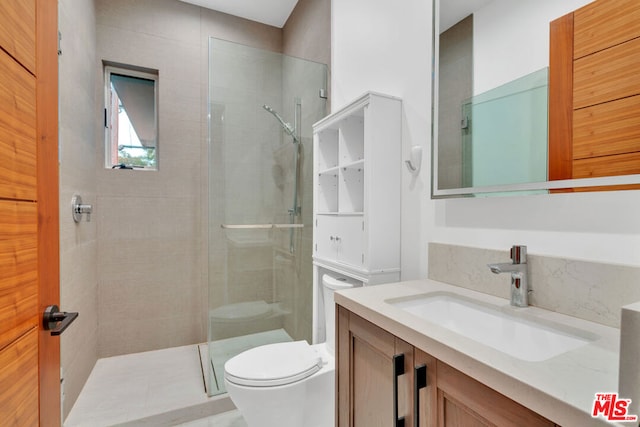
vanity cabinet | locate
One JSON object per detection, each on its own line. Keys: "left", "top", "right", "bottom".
{"left": 312, "top": 92, "right": 401, "bottom": 284}
{"left": 336, "top": 305, "right": 556, "bottom": 427}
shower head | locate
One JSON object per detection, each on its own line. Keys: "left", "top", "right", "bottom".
{"left": 262, "top": 104, "right": 299, "bottom": 143}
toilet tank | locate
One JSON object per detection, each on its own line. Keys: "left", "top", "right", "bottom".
{"left": 322, "top": 273, "right": 359, "bottom": 355}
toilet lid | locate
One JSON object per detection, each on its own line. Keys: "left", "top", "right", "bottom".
{"left": 225, "top": 341, "right": 322, "bottom": 387}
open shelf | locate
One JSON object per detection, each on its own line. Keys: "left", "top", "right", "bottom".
{"left": 339, "top": 165, "right": 364, "bottom": 213}
{"left": 339, "top": 115, "right": 365, "bottom": 164}
{"left": 316, "top": 172, "right": 338, "bottom": 213}
{"left": 317, "top": 128, "right": 338, "bottom": 170}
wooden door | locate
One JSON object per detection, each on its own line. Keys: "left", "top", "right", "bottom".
{"left": 0, "top": 0, "right": 60, "bottom": 426}
{"left": 548, "top": 0, "right": 640, "bottom": 191}
{"left": 336, "top": 306, "right": 414, "bottom": 427}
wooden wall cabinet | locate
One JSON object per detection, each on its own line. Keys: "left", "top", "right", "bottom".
{"left": 336, "top": 306, "right": 557, "bottom": 427}
{"left": 312, "top": 92, "right": 401, "bottom": 284}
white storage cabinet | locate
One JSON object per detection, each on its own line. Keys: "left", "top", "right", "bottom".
{"left": 312, "top": 92, "right": 402, "bottom": 284}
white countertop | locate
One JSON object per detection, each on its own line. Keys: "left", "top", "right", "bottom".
{"left": 335, "top": 279, "right": 623, "bottom": 427}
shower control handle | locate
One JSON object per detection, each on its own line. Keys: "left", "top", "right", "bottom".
{"left": 72, "top": 195, "right": 93, "bottom": 223}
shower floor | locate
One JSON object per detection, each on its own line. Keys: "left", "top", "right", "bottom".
{"left": 64, "top": 329, "right": 292, "bottom": 426}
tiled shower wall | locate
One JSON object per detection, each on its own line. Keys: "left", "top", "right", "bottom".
{"left": 94, "top": 0, "right": 330, "bottom": 356}
{"left": 95, "top": 0, "right": 282, "bottom": 358}
{"left": 59, "top": 0, "right": 99, "bottom": 417}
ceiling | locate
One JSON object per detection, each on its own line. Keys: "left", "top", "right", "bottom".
{"left": 440, "top": 0, "right": 494, "bottom": 32}
{"left": 178, "top": 0, "right": 494, "bottom": 33}
{"left": 178, "top": 0, "right": 299, "bottom": 28}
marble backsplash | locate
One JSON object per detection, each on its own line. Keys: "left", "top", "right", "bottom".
{"left": 428, "top": 242, "right": 640, "bottom": 328}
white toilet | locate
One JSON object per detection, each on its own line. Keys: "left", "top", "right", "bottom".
{"left": 224, "top": 273, "right": 357, "bottom": 427}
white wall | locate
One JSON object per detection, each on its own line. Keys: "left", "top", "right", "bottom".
{"left": 332, "top": 0, "right": 640, "bottom": 279}
{"left": 331, "top": 0, "right": 433, "bottom": 279}
{"left": 473, "top": 0, "right": 593, "bottom": 94}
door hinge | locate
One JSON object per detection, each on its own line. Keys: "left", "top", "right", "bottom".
{"left": 362, "top": 253, "right": 364, "bottom": 264}
{"left": 104, "top": 108, "right": 108, "bottom": 128}
{"left": 315, "top": 243, "right": 317, "bottom": 252}
{"left": 362, "top": 221, "right": 364, "bottom": 231}
{"left": 58, "top": 31, "right": 62, "bottom": 56}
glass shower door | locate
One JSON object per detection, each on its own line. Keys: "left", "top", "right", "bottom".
{"left": 206, "top": 38, "right": 327, "bottom": 396}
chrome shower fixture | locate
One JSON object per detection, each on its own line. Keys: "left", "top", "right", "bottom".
{"left": 262, "top": 104, "right": 299, "bottom": 143}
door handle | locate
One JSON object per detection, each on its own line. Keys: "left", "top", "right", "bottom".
{"left": 43, "top": 305, "right": 79, "bottom": 336}
{"left": 393, "top": 353, "right": 405, "bottom": 427}
{"left": 414, "top": 364, "right": 427, "bottom": 427}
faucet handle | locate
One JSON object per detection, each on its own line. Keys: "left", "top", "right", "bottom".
{"left": 510, "top": 245, "right": 527, "bottom": 264}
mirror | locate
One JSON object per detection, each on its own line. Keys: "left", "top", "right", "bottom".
{"left": 432, "top": 0, "right": 640, "bottom": 197}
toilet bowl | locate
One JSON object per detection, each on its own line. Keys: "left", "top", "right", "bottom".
{"left": 224, "top": 273, "right": 358, "bottom": 427}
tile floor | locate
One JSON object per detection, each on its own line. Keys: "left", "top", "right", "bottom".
{"left": 177, "top": 410, "right": 247, "bottom": 427}
{"left": 64, "top": 344, "right": 234, "bottom": 426}
{"left": 65, "top": 329, "right": 293, "bottom": 426}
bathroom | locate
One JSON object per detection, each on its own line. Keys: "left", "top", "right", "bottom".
{"left": 7, "top": 0, "right": 640, "bottom": 425}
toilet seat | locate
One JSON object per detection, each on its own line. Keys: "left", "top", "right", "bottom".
{"left": 225, "top": 341, "right": 322, "bottom": 387}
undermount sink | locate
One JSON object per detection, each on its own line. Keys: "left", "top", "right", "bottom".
{"left": 389, "top": 292, "right": 596, "bottom": 362}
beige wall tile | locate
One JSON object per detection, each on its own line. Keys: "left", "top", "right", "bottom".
{"left": 59, "top": 0, "right": 99, "bottom": 418}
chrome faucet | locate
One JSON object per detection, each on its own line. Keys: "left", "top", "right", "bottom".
{"left": 488, "top": 245, "right": 530, "bottom": 307}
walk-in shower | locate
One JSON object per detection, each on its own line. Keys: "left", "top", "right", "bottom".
{"left": 207, "top": 38, "right": 327, "bottom": 396}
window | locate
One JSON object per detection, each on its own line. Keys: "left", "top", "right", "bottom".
{"left": 105, "top": 64, "right": 158, "bottom": 169}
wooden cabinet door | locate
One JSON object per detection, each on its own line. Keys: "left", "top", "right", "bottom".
{"left": 414, "top": 349, "right": 437, "bottom": 427}
{"left": 0, "top": 0, "right": 60, "bottom": 426}
{"left": 336, "top": 306, "right": 414, "bottom": 427}
{"left": 436, "top": 361, "right": 554, "bottom": 427}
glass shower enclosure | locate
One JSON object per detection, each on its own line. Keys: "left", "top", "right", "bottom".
{"left": 206, "top": 38, "right": 327, "bottom": 396}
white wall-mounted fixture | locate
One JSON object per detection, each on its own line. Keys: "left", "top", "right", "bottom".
{"left": 405, "top": 145, "right": 422, "bottom": 174}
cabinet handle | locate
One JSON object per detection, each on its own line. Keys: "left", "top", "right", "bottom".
{"left": 393, "top": 353, "right": 405, "bottom": 427}
{"left": 414, "top": 364, "right": 427, "bottom": 427}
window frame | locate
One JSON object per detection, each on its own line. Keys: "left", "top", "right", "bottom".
{"left": 104, "top": 64, "right": 159, "bottom": 170}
